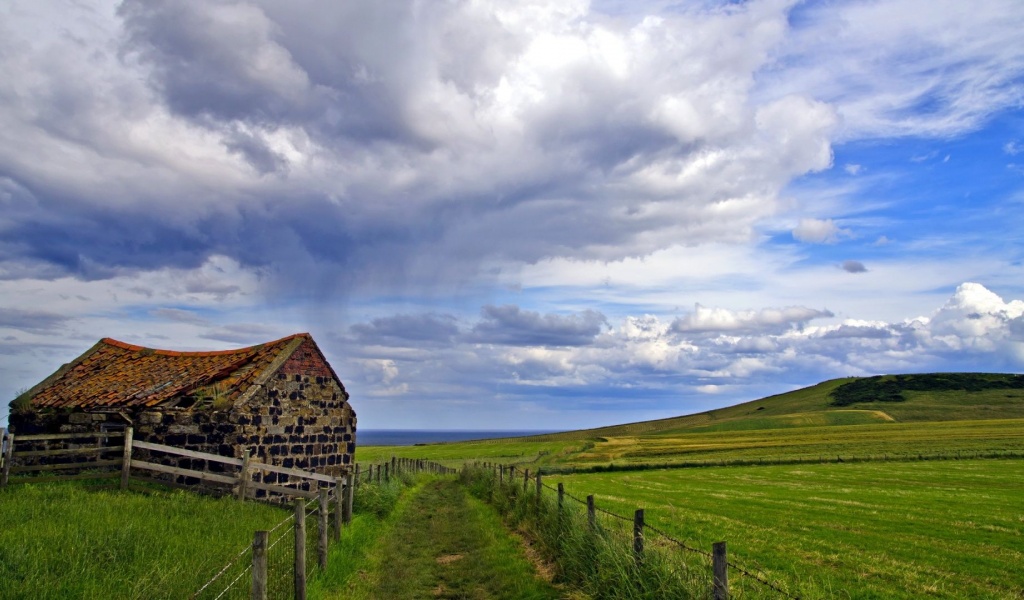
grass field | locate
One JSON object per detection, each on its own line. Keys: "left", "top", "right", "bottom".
{"left": 355, "top": 418, "right": 1024, "bottom": 471}
{"left": 356, "top": 374, "right": 1024, "bottom": 471}
{"left": 551, "top": 459, "right": 1024, "bottom": 599}
{"left": 0, "top": 481, "right": 290, "bottom": 600}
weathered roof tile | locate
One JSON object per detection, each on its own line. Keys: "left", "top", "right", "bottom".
{"left": 26, "top": 333, "right": 311, "bottom": 410}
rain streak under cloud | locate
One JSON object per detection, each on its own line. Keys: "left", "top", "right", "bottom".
{"left": 1, "top": 0, "right": 1024, "bottom": 429}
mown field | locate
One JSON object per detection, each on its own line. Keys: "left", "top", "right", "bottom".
{"left": 357, "top": 374, "right": 1024, "bottom": 470}
{"left": 356, "top": 418, "right": 1024, "bottom": 469}
{"left": 553, "top": 459, "right": 1024, "bottom": 599}
{"left": 354, "top": 376, "right": 1024, "bottom": 598}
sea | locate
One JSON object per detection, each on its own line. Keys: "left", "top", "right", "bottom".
{"left": 357, "top": 429, "right": 559, "bottom": 446}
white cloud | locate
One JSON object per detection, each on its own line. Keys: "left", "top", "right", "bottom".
{"left": 792, "top": 218, "right": 851, "bottom": 244}
{"left": 762, "top": 0, "right": 1024, "bottom": 139}
{"left": 671, "top": 304, "right": 833, "bottom": 335}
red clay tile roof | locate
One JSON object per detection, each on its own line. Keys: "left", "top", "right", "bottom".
{"left": 26, "top": 333, "right": 310, "bottom": 410}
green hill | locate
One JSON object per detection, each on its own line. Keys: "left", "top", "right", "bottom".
{"left": 513, "top": 372, "right": 1024, "bottom": 442}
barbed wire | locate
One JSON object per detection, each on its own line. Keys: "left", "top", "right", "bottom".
{"left": 726, "top": 560, "right": 800, "bottom": 599}
{"left": 190, "top": 541, "right": 253, "bottom": 599}
{"left": 594, "top": 505, "right": 633, "bottom": 524}
{"left": 211, "top": 564, "right": 251, "bottom": 600}
{"left": 477, "top": 465, "right": 799, "bottom": 599}
{"left": 644, "top": 522, "right": 712, "bottom": 558}
{"left": 268, "top": 512, "right": 293, "bottom": 534}
{"left": 269, "top": 524, "right": 294, "bottom": 551}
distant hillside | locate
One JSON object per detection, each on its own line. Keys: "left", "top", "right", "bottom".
{"left": 514, "top": 372, "right": 1024, "bottom": 442}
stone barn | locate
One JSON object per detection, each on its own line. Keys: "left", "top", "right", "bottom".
{"left": 8, "top": 333, "right": 356, "bottom": 481}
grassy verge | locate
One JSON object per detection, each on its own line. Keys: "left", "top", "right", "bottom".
{"left": 319, "top": 477, "right": 563, "bottom": 599}
{"left": 552, "top": 460, "right": 1024, "bottom": 599}
{"left": 0, "top": 481, "right": 288, "bottom": 600}
{"left": 462, "top": 466, "right": 719, "bottom": 599}
{"left": 309, "top": 471, "right": 418, "bottom": 598}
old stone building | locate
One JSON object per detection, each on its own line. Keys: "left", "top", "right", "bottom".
{"left": 8, "top": 333, "right": 356, "bottom": 482}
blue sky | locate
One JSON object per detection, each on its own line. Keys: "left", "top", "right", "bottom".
{"left": 1, "top": 0, "right": 1023, "bottom": 430}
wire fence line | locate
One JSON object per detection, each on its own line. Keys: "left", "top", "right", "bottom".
{"left": 492, "top": 463, "right": 800, "bottom": 600}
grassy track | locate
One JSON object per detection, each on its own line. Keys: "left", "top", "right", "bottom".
{"left": 553, "top": 459, "right": 1024, "bottom": 599}
{"left": 0, "top": 482, "right": 289, "bottom": 600}
{"left": 327, "top": 478, "right": 566, "bottom": 599}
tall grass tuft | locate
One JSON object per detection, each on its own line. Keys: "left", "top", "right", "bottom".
{"left": 0, "top": 480, "right": 289, "bottom": 600}
{"left": 461, "top": 466, "right": 713, "bottom": 599}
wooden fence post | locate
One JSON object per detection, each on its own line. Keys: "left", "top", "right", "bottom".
{"left": 713, "top": 541, "right": 728, "bottom": 600}
{"left": 333, "top": 478, "right": 343, "bottom": 541}
{"left": 1, "top": 432, "right": 14, "bottom": 487}
{"left": 384, "top": 462, "right": 389, "bottom": 481}
{"left": 535, "top": 471, "right": 542, "bottom": 497}
{"left": 587, "top": 495, "right": 596, "bottom": 529}
{"left": 557, "top": 483, "right": 564, "bottom": 511}
{"left": 355, "top": 463, "right": 361, "bottom": 488}
{"left": 523, "top": 468, "right": 529, "bottom": 492}
{"left": 120, "top": 427, "right": 134, "bottom": 490}
{"left": 633, "top": 509, "right": 645, "bottom": 565}
{"left": 294, "top": 499, "right": 307, "bottom": 600}
{"left": 344, "top": 468, "right": 356, "bottom": 520}
{"left": 499, "top": 465, "right": 503, "bottom": 484}
{"left": 237, "top": 451, "right": 251, "bottom": 500}
{"left": 251, "top": 530, "right": 268, "bottom": 600}
{"left": 376, "top": 464, "right": 381, "bottom": 484}
{"left": 318, "top": 486, "right": 329, "bottom": 571}
{"left": 391, "top": 456, "right": 396, "bottom": 475}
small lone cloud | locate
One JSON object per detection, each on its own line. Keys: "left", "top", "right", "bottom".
{"left": 841, "top": 260, "right": 868, "bottom": 273}
{"left": 844, "top": 163, "right": 863, "bottom": 175}
{"left": 792, "top": 218, "right": 851, "bottom": 244}
{"left": 1003, "top": 141, "right": 1022, "bottom": 156}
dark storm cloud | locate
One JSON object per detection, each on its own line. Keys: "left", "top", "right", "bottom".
{"left": 117, "top": 0, "right": 434, "bottom": 145}
{"left": 841, "top": 260, "right": 868, "bottom": 273}
{"left": 468, "top": 305, "right": 607, "bottom": 347}
{"left": 351, "top": 313, "right": 460, "bottom": 346}
{"left": 0, "top": 0, "right": 843, "bottom": 293}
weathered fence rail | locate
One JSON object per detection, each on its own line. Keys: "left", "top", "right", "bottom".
{"left": 1, "top": 427, "right": 456, "bottom": 600}
{"left": 1, "top": 428, "right": 345, "bottom": 502}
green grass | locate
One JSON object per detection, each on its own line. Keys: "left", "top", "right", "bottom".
{"left": 355, "top": 373, "right": 1024, "bottom": 472}
{"left": 319, "top": 477, "right": 564, "bottom": 599}
{"left": 355, "top": 418, "right": 1024, "bottom": 471}
{"left": 0, "top": 481, "right": 289, "bottom": 600}
{"left": 550, "top": 459, "right": 1024, "bottom": 599}
{"left": 356, "top": 439, "right": 587, "bottom": 467}
{"left": 464, "top": 466, "right": 714, "bottom": 599}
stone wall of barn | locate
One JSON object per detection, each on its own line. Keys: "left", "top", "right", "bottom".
{"left": 9, "top": 341, "right": 356, "bottom": 493}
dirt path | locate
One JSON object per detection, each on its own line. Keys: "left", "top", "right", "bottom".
{"left": 345, "top": 479, "right": 566, "bottom": 599}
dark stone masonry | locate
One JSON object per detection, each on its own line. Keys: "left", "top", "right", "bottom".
{"left": 9, "top": 333, "right": 356, "bottom": 490}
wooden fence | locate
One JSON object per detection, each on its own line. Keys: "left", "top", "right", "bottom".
{"left": 206, "top": 455, "right": 456, "bottom": 600}
{"left": 1, "top": 428, "right": 343, "bottom": 501}
{"left": 0, "top": 427, "right": 456, "bottom": 599}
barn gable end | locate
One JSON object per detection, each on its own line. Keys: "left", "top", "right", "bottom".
{"left": 8, "top": 333, "right": 356, "bottom": 488}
